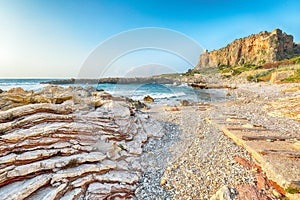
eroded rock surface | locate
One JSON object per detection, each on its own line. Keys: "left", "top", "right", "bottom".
{"left": 196, "top": 29, "right": 298, "bottom": 69}
{"left": 0, "top": 86, "right": 163, "bottom": 199}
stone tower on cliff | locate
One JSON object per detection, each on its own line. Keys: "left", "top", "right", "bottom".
{"left": 195, "top": 29, "right": 300, "bottom": 70}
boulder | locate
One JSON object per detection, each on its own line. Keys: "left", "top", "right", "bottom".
{"left": 180, "top": 100, "right": 191, "bottom": 106}
{"left": 7, "top": 87, "right": 26, "bottom": 94}
{"left": 143, "top": 95, "right": 154, "bottom": 103}
{"left": 165, "top": 106, "right": 179, "bottom": 111}
{"left": 270, "top": 70, "right": 295, "bottom": 83}
{"left": 92, "top": 91, "right": 112, "bottom": 100}
{"left": 128, "top": 100, "right": 147, "bottom": 110}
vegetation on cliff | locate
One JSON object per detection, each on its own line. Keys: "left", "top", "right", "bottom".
{"left": 196, "top": 29, "right": 300, "bottom": 70}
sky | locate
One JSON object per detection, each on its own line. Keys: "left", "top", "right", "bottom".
{"left": 0, "top": 0, "right": 300, "bottom": 78}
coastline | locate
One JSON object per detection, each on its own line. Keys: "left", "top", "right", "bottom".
{"left": 0, "top": 82, "right": 299, "bottom": 199}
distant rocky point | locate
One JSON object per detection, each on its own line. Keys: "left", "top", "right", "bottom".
{"left": 41, "top": 76, "right": 180, "bottom": 85}
{"left": 195, "top": 29, "right": 300, "bottom": 69}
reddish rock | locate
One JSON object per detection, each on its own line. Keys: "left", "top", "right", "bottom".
{"left": 256, "top": 173, "right": 268, "bottom": 191}
{"left": 234, "top": 156, "right": 252, "bottom": 170}
{"left": 253, "top": 163, "right": 262, "bottom": 173}
{"left": 237, "top": 184, "right": 271, "bottom": 200}
{"left": 266, "top": 179, "right": 286, "bottom": 196}
{"left": 165, "top": 106, "right": 179, "bottom": 111}
{"left": 171, "top": 107, "right": 179, "bottom": 111}
{"left": 237, "top": 184, "right": 260, "bottom": 200}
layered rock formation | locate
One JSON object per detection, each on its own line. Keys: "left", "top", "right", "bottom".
{"left": 0, "top": 86, "right": 163, "bottom": 199}
{"left": 195, "top": 29, "right": 299, "bottom": 69}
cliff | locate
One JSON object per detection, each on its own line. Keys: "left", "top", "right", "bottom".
{"left": 195, "top": 29, "right": 299, "bottom": 69}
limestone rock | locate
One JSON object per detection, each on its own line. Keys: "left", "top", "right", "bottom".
{"left": 0, "top": 174, "right": 51, "bottom": 200}
{"left": 180, "top": 99, "right": 191, "bottom": 106}
{"left": 210, "top": 185, "right": 235, "bottom": 200}
{"left": 195, "top": 29, "right": 298, "bottom": 69}
{"left": 270, "top": 70, "right": 295, "bottom": 83}
{"left": 0, "top": 86, "right": 164, "bottom": 199}
{"left": 143, "top": 95, "right": 154, "bottom": 102}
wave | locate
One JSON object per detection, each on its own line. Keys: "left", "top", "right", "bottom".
{"left": 150, "top": 92, "right": 185, "bottom": 99}
{"left": 128, "top": 92, "right": 186, "bottom": 101}
{"left": 0, "top": 83, "right": 50, "bottom": 91}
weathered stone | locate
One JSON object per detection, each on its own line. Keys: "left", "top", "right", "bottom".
{"left": 236, "top": 184, "right": 260, "bottom": 200}
{"left": 143, "top": 95, "right": 154, "bottom": 102}
{"left": 94, "top": 171, "right": 140, "bottom": 184}
{"left": 180, "top": 100, "right": 191, "bottom": 106}
{"left": 6, "top": 152, "right": 106, "bottom": 179}
{"left": 40, "top": 183, "right": 67, "bottom": 200}
{"left": 85, "top": 182, "right": 136, "bottom": 199}
{"left": 256, "top": 173, "right": 268, "bottom": 191}
{"left": 0, "top": 174, "right": 51, "bottom": 200}
{"left": 51, "top": 162, "right": 115, "bottom": 185}
{"left": 270, "top": 70, "right": 295, "bottom": 83}
{"left": 59, "top": 188, "right": 82, "bottom": 200}
{"left": 234, "top": 156, "right": 253, "bottom": 170}
{"left": 165, "top": 106, "right": 180, "bottom": 111}
{"left": 7, "top": 87, "right": 27, "bottom": 94}
{"left": 196, "top": 29, "right": 298, "bottom": 69}
{"left": 0, "top": 153, "right": 16, "bottom": 164}
{"left": 0, "top": 86, "right": 164, "bottom": 199}
{"left": 210, "top": 185, "right": 235, "bottom": 200}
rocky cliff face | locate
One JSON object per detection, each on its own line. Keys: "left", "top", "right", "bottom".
{"left": 195, "top": 29, "right": 298, "bottom": 69}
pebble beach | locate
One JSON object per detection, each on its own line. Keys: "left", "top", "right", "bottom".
{"left": 135, "top": 82, "right": 300, "bottom": 199}
{"left": 0, "top": 82, "right": 299, "bottom": 199}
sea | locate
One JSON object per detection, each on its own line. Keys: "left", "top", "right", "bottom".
{"left": 0, "top": 79, "right": 231, "bottom": 105}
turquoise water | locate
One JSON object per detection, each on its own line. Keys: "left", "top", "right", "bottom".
{"left": 0, "top": 79, "right": 230, "bottom": 104}
{"left": 0, "top": 79, "right": 55, "bottom": 91}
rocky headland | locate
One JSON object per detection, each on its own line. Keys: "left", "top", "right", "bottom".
{"left": 195, "top": 29, "right": 300, "bottom": 70}
{"left": 41, "top": 76, "right": 179, "bottom": 85}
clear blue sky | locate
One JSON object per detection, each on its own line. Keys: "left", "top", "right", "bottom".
{"left": 1, "top": 0, "right": 300, "bottom": 78}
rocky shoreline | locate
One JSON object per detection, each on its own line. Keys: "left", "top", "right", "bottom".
{"left": 0, "top": 82, "right": 299, "bottom": 199}
{"left": 134, "top": 82, "right": 299, "bottom": 199}
{"left": 40, "top": 77, "right": 179, "bottom": 85}
{"left": 0, "top": 86, "right": 165, "bottom": 199}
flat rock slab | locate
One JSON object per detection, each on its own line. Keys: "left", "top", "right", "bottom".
{"left": 207, "top": 116, "right": 300, "bottom": 200}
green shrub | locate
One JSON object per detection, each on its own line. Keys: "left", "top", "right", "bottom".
{"left": 198, "top": 67, "right": 219, "bottom": 75}
{"left": 291, "top": 56, "right": 300, "bottom": 64}
{"left": 281, "top": 68, "right": 300, "bottom": 83}
{"left": 247, "top": 75, "right": 254, "bottom": 82}
{"left": 285, "top": 187, "right": 300, "bottom": 194}
{"left": 250, "top": 69, "right": 275, "bottom": 82}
